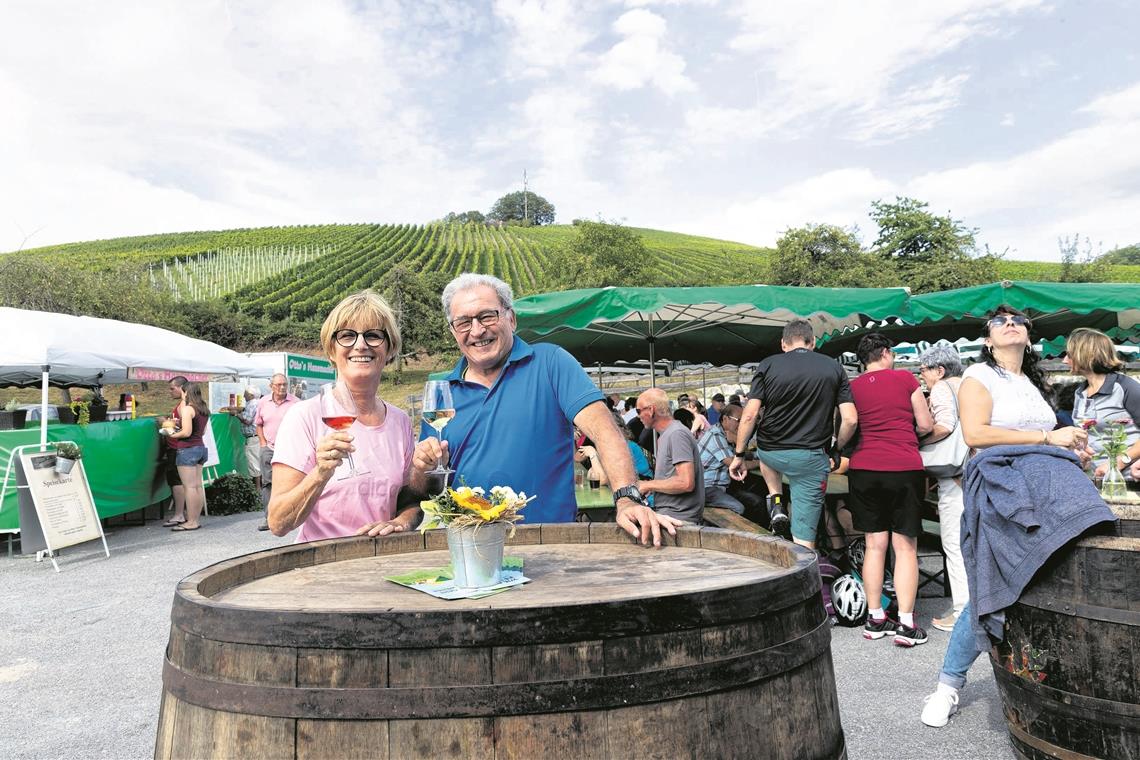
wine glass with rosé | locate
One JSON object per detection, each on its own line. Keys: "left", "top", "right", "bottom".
{"left": 320, "top": 382, "right": 368, "bottom": 479}
{"left": 421, "top": 380, "right": 455, "bottom": 481}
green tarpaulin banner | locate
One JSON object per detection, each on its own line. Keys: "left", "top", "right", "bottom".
{"left": 513, "top": 284, "right": 912, "bottom": 365}
{"left": 0, "top": 415, "right": 246, "bottom": 532}
{"left": 822, "top": 281, "right": 1140, "bottom": 355}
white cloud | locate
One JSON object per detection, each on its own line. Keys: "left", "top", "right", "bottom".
{"left": 591, "top": 9, "right": 695, "bottom": 95}
{"left": 904, "top": 81, "right": 1140, "bottom": 256}
{"left": 848, "top": 74, "right": 970, "bottom": 143}
{"left": 492, "top": 0, "right": 597, "bottom": 78}
{"left": 1000, "top": 113, "right": 1016, "bottom": 127}
{"left": 690, "top": 0, "right": 1046, "bottom": 144}
{"left": 678, "top": 169, "right": 898, "bottom": 248}
{"left": 0, "top": 0, "right": 487, "bottom": 249}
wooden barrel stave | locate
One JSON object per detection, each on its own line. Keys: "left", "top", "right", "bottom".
{"left": 157, "top": 525, "right": 845, "bottom": 760}
{"left": 990, "top": 505, "right": 1139, "bottom": 760}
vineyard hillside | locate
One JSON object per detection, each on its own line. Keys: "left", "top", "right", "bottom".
{"left": 9, "top": 223, "right": 774, "bottom": 317}
{"left": 9, "top": 223, "right": 1140, "bottom": 318}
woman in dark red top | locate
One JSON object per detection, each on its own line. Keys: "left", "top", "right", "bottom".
{"left": 848, "top": 333, "right": 934, "bottom": 648}
{"left": 166, "top": 381, "right": 210, "bottom": 531}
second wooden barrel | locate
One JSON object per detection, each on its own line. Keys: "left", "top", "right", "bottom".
{"left": 155, "top": 522, "right": 845, "bottom": 759}
{"left": 989, "top": 501, "right": 1139, "bottom": 760}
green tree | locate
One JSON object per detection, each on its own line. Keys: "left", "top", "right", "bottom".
{"left": 380, "top": 265, "right": 451, "bottom": 378}
{"left": 1100, "top": 242, "right": 1140, "bottom": 265}
{"left": 444, "top": 210, "right": 486, "bottom": 224}
{"left": 488, "top": 191, "right": 555, "bottom": 226}
{"left": 546, "top": 220, "right": 650, "bottom": 289}
{"left": 0, "top": 256, "right": 176, "bottom": 328}
{"left": 768, "top": 224, "right": 887, "bottom": 287}
{"left": 869, "top": 197, "right": 998, "bottom": 292}
{"left": 1057, "top": 234, "right": 1109, "bottom": 282}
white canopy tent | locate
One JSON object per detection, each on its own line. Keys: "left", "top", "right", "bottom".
{"left": 0, "top": 307, "right": 274, "bottom": 447}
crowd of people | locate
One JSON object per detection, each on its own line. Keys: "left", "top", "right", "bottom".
{"left": 155, "top": 271, "right": 1133, "bottom": 734}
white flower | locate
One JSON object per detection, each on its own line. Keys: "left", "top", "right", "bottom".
{"left": 472, "top": 486, "right": 485, "bottom": 495}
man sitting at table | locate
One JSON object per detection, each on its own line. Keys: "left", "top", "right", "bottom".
{"left": 698, "top": 403, "right": 747, "bottom": 515}
{"left": 636, "top": 388, "right": 704, "bottom": 524}
{"left": 717, "top": 403, "right": 770, "bottom": 528}
{"left": 407, "top": 273, "right": 682, "bottom": 546}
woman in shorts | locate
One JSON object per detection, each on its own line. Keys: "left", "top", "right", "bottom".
{"left": 165, "top": 381, "right": 210, "bottom": 532}
{"left": 847, "top": 333, "right": 933, "bottom": 647}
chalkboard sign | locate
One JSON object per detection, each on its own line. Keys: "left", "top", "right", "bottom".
{"left": 16, "top": 446, "right": 108, "bottom": 571}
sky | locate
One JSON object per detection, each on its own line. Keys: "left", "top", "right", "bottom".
{"left": 2, "top": 0, "right": 1139, "bottom": 261}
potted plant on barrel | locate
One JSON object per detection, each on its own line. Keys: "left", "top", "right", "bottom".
{"left": 0, "top": 399, "right": 27, "bottom": 431}
{"left": 54, "top": 441, "right": 82, "bottom": 475}
{"left": 419, "top": 485, "right": 533, "bottom": 588}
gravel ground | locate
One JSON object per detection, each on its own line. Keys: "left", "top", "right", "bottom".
{"left": 0, "top": 512, "right": 1013, "bottom": 759}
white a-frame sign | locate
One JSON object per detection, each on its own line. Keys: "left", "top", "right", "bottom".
{"left": 13, "top": 444, "right": 109, "bottom": 572}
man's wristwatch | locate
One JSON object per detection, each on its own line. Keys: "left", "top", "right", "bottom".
{"left": 612, "top": 485, "right": 648, "bottom": 507}
{"left": 734, "top": 450, "right": 746, "bottom": 457}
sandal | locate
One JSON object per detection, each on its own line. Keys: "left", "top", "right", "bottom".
{"left": 171, "top": 524, "right": 200, "bottom": 532}
{"left": 162, "top": 519, "right": 186, "bottom": 527}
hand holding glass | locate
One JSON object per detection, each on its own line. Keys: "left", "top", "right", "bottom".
{"left": 320, "top": 382, "right": 367, "bottom": 478}
{"left": 422, "top": 380, "right": 455, "bottom": 476}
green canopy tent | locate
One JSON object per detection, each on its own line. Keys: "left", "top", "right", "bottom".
{"left": 512, "top": 285, "right": 912, "bottom": 382}
{"left": 821, "top": 281, "right": 1140, "bottom": 356}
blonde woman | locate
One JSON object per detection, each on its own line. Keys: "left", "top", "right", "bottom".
{"left": 268, "top": 290, "right": 416, "bottom": 542}
{"left": 1063, "top": 327, "right": 1140, "bottom": 479}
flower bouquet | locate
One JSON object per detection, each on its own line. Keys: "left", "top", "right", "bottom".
{"left": 419, "top": 485, "right": 533, "bottom": 588}
{"left": 1082, "top": 419, "right": 1131, "bottom": 499}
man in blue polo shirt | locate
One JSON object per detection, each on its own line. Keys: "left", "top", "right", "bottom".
{"left": 408, "top": 273, "right": 681, "bottom": 546}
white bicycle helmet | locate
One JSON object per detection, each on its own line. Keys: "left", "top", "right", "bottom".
{"left": 831, "top": 573, "right": 868, "bottom": 627}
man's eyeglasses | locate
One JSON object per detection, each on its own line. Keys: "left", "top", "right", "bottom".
{"left": 449, "top": 309, "right": 503, "bottom": 333}
{"left": 988, "top": 315, "right": 1029, "bottom": 329}
{"left": 334, "top": 329, "right": 389, "bottom": 348}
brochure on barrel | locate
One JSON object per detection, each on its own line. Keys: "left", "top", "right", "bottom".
{"left": 386, "top": 557, "right": 530, "bottom": 600}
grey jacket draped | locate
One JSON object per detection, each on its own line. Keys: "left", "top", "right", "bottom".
{"left": 962, "top": 445, "right": 1116, "bottom": 650}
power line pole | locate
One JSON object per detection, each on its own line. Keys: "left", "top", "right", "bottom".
{"left": 522, "top": 169, "right": 528, "bottom": 225}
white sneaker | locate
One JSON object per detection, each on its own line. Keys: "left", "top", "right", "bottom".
{"left": 921, "top": 688, "right": 959, "bottom": 727}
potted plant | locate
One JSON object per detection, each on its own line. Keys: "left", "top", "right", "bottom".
{"left": 54, "top": 441, "right": 82, "bottom": 475}
{"left": 69, "top": 399, "right": 91, "bottom": 426}
{"left": 419, "top": 485, "right": 533, "bottom": 588}
{"left": 0, "top": 399, "right": 27, "bottom": 431}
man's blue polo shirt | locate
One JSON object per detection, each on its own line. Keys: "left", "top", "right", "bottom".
{"left": 419, "top": 337, "right": 603, "bottom": 523}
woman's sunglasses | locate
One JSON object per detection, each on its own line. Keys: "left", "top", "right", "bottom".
{"left": 988, "top": 314, "right": 1029, "bottom": 328}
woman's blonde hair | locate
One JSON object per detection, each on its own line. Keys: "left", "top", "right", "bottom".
{"left": 319, "top": 290, "right": 401, "bottom": 365}
{"left": 1065, "top": 327, "right": 1123, "bottom": 374}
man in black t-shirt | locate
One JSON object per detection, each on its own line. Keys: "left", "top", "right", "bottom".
{"left": 729, "top": 320, "right": 858, "bottom": 548}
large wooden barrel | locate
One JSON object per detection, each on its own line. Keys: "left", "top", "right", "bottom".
{"left": 156, "top": 523, "right": 845, "bottom": 759}
{"left": 989, "top": 501, "right": 1139, "bottom": 760}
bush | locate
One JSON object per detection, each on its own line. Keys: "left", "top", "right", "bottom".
{"left": 204, "top": 473, "right": 261, "bottom": 516}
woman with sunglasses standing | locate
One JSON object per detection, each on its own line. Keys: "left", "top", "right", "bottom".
{"left": 921, "top": 305, "right": 1089, "bottom": 728}
{"left": 267, "top": 291, "right": 417, "bottom": 542}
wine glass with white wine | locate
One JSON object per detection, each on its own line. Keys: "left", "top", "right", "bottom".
{"left": 421, "top": 380, "right": 455, "bottom": 480}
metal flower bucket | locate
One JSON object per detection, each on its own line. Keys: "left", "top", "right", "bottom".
{"left": 447, "top": 522, "right": 507, "bottom": 588}
{"left": 54, "top": 457, "right": 76, "bottom": 475}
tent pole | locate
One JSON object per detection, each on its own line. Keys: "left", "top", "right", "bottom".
{"left": 649, "top": 314, "right": 656, "bottom": 388}
{"left": 40, "top": 366, "right": 49, "bottom": 451}
{"left": 702, "top": 366, "right": 707, "bottom": 401}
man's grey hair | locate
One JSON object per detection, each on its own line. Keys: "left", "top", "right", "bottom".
{"left": 917, "top": 343, "right": 964, "bottom": 377}
{"left": 244, "top": 386, "right": 261, "bottom": 397}
{"left": 441, "top": 273, "right": 514, "bottom": 318}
